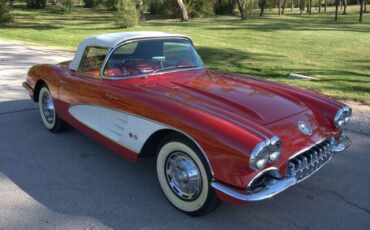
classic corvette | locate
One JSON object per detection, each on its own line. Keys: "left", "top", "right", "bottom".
{"left": 23, "top": 31, "right": 352, "bottom": 216}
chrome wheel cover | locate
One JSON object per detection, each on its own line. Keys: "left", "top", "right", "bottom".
{"left": 41, "top": 91, "right": 55, "bottom": 124}
{"left": 165, "top": 151, "right": 202, "bottom": 201}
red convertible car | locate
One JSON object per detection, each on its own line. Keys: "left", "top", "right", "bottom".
{"left": 23, "top": 32, "right": 352, "bottom": 216}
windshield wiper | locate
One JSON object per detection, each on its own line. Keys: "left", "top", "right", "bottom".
{"left": 149, "top": 65, "right": 198, "bottom": 75}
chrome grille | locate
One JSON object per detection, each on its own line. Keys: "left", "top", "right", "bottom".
{"left": 287, "top": 138, "right": 333, "bottom": 182}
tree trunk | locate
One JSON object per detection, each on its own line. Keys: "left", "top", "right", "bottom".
{"left": 177, "top": 0, "right": 189, "bottom": 21}
{"left": 342, "top": 0, "right": 347, "bottom": 14}
{"left": 291, "top": 0, "right": 293, "bottom": 11}
{"left": 364, "top": 0, "right": 367, "bottom": 12}
{"left": 319, "top": 2, "right": 321, "bottom": 13}
{"left": 335, "top": 0, "right": 339, "bottom": 21}
{"left": 137, "top": 0, "right": 145, "bottom": 22}
{"left": 260, "top": 0, "right": 266, "bottom": 16}
{"left": 325, "top": 0, "right": 327, "bottom": 12}
{"left": 249, "top": 0, "right": 253, "bottom": 17}
{"left": 236, "top": 0, "right": 246, "bottom": 19}
{"left": 309, "top": 0, "right": 312, "bottom": 14}
{"left": 282, "top": 0, "right": 287, "bottom": 14}
{"left": 278, "top": 0, "right": 282, "bottom": 15}
{"left": 359, "top": 0, "right": 364, "bottom": 23}
{"left": 300, "top": 0, "right": 303, "bottom": 14}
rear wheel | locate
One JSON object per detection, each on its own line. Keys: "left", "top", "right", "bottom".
{"left": 38, "top": 86, "right": 64, "bottom": 132}
{"left": 156, "top": 134, "right": 221, "bottom": 216}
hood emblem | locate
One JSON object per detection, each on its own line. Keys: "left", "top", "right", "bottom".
{"left": 298, "top": 121, "right": 312, "bottom": 136}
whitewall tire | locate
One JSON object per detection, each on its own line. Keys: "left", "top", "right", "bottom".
{"left": 38, "top": 86, "right": 64, "bottom": 132}
{"left": 156, "top": 134, "right": 220, "bottom": 216}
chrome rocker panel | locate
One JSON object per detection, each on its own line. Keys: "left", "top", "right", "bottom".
{"left": 211, "top": 135, "right": 351, "bottom": 202}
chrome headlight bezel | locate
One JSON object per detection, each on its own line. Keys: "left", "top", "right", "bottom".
{"left": 269, "top": 136, "right": 282, "bottom": 162}
{"left": 334, "top": 106, "right": 352, "bottom": 128}
{"left": 249, "top": 136, "right": 282, "bottom": 171}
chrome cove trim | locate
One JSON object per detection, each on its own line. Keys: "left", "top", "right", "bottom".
{"left": 212, "top": 134, "right": 351, "bottom": 202}
{"left": 68, "top": 104, "right": 215, "bottom": 176}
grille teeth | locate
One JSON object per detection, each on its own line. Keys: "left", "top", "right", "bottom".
{"left": 287, "top": 138, "right": 333, "bottom": 182}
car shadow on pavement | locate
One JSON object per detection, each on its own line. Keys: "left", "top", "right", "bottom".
{"left": 0, "top": 99, "right": 369, "bottom": 229}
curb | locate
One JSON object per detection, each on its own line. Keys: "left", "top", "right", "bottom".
{"left": 344, "top": 102, "right": 370, "bottom": 136}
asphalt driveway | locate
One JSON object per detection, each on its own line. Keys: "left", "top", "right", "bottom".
{"left": 0, "top": 40, "right": 369, "bottom": 229}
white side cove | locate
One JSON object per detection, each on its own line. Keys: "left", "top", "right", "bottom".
{"left": 69, "top": 105, "right": 167, "bottom": 153}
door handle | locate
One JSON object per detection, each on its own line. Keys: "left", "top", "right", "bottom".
{"left": 104, "top": 93, "right": 118, "bottom": 100}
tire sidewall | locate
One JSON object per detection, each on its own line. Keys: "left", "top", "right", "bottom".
{"left": 38, "top": 87, "right": 56, "bottom": 130}
{"left": 157, "top": 139, "right": 210, "bottom": 213}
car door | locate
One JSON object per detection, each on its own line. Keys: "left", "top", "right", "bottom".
{"left": 58, "top": 46, "right": 107, "bottom": 131}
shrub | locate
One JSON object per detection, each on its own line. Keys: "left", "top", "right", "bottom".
{"left": 186, "top": 0, "right": 214, "bottom": 17}
{"left": 26, "top": 0, "right": 47, "bottom": 9}
{"left": 214, "top": 0, "right": 235, "bottom": 15}
{"left": 0, "top": 0, "right": 12, "bottom": 22}
{"left": 83, "top": 0, "right": 99, "bottom": 8}
{"left": 115, "top": 0, "right": 138, "bottom": 28}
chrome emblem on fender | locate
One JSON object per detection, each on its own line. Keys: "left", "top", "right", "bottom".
{"left": 298, "top": 121, "right": 312, "bottom": 136}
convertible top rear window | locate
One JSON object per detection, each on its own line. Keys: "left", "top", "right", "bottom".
{"left": 103, "top": 39, "right": 203, "bottom": 78}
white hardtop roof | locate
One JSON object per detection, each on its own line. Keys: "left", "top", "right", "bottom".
{"left": 69, "top": 31, "right": 191, "bottom": 71}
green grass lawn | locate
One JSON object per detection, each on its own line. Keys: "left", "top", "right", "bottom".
{"left": 1, "top": 4, "right": 370, "bottom": 103}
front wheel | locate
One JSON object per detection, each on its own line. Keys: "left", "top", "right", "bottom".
{"left": 38, "top": 86, "right": 64, "bottom": 132}
{"left": 156, "top": 134, "right": 221, "bottom": 216}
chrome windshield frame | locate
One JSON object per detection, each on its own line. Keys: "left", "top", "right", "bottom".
{"left": 99, "top": 37, "right": 205, "bottom": 80}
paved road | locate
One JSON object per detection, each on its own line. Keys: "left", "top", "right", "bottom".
{"left": 1, "top": 40, "right": 370, "bottom": 229}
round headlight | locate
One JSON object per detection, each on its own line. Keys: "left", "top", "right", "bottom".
{"left": 269, "top": 136, "right": 282, "bottom": 162}
{"left": 334, "top": 106, "right": 352, "bottom": 128}
{"left": 249, "top": 142, "right": 270, "bottom": 170}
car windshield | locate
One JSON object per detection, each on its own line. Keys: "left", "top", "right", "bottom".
{"left": 103, "top": 38, "right": 204, "bottom": 78}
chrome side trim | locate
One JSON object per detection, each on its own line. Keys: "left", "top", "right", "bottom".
{"left": 22, "top": 81, "right": 33, "bottom": 94}
{"left": 211, "top": 178, "right": 297, "bottom": 202}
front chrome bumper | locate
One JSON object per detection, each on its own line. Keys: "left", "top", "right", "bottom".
{"left": 211, "top": 134, "right": 351, "bottom": 202}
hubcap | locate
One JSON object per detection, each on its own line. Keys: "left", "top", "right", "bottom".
{"left": 41, "top": 91, "right": 55, "bottom": 124}
{"left": 165, "top": 152, "right": 202, "bottom": 201}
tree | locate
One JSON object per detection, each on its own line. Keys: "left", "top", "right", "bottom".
{"left": 364, "top": 0, "right": 367, "bottom": 13}
{"left": 136, "top": 0, "right": 145, "bottom": 22}
{"left": 0, "top": 0, "right": 12, "bottom": 22}
{"left": 115, "top": 0, "right": 138, "bottom": 28}
{"left": 235, "top": 0, "right": 246, "bottom": 19}
{"left": 335, "top": 0, "right": 339, "bottom": 21}
{"left": 260, "top": 0, "right": 266, "bottom": 16}
{"left": 342, "top": 0, "right": 347, "bottom": 14}
{"left": 282, "top": 0, "right": 287, "bottom": 14}
{"left": 359, "top": 0, "right": 364, "bottom": 23}
{"left": 177, "top": 0, "right": 189, "bottom": 21}
{"left": 324, "top": 0, "right": 327, "bottom": 12}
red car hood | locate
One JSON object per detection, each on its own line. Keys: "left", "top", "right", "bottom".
{"left": 139, "top": 69, "right": 308, "bottom": 125}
